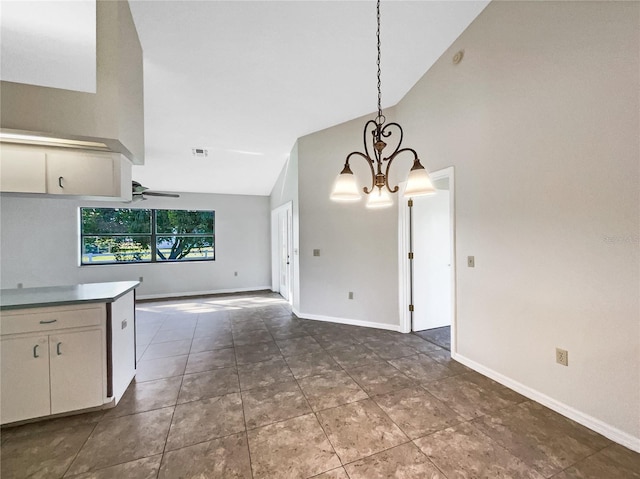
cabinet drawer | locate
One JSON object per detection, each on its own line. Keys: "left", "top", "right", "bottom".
{"left": 1, "top": 306, "right": 104, "bottom": 335}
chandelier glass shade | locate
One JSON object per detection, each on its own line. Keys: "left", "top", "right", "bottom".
{"left": 330, "top": 0, "right": 435, "bottom": 207}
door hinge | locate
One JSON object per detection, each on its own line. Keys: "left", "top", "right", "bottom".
{"left": 409, "top": 304, "right": 414, "bottom": 312}
{"left": 408, "top": 252, "right": 414, "bottom": 260}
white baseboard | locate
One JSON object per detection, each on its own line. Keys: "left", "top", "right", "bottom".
{"left": 292, "top": 309, "right": 402, "bottom": 332}
{"left": 137, "top": 286, "right": 272, "bottom": 301}
{"left": 453, "top": 352, "right": 640, "bottom": 453}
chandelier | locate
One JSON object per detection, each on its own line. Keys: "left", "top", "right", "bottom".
{"left": 330, "top": 0, "right": 435, "bottom": 208}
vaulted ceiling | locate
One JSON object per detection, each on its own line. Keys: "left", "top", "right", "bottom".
{"left": 129, "top": 0, "right": 489, "bottom": 196}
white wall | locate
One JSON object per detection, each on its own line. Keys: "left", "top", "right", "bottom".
{"left": 395, "top": 0, "right": 639, "bottom": 447}
{"left": 296, "top": 109, "right": 404, "bottom": 329}
{"left": 0, "top": 192, "right": 271, "bottom": 298}
{"left": 291, "top": 0, "right": 639, "bottom": 449}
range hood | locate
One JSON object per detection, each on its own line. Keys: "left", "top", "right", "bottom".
{"left": 0, "top": 0, "right": 144, "bottom": 165}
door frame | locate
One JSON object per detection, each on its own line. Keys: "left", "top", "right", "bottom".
{"left": 398, "top": 167, "right": 457, "bottom": 352}
{"left": 271, "top": 201, "right": 293, "bottom": 303}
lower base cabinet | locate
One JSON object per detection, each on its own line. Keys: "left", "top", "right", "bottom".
{"left": 0, "top": 305, "right": 106, "bottom": 425}
{"left": 50, "top": 329, "right": 104, "bottom": 415}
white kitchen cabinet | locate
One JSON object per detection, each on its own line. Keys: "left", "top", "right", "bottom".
{"left": 0, "top": 304, "right": 106, "bottom": 425}
{"left": 0, "top": 145, "right": 46, "bottom": 193}
{"left": 109, "top": 290, "right": 136, "bottom": 403}
{"left": 0, "top": 144, "right": 132, "bottom": 200}
{"left": 46, "top": 151, "right": 115, "bottom": 196}
{"left": 49, "top": 329, "right": 104, "bottom": 414}
{"left": 0, "top": 335, "right": 51, "bottom": 423}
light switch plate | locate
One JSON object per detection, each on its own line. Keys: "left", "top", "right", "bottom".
{"left": 467, "top": 256, "right": 475, "bottom": 267}
{"left": 313, "top": 249, "right": 320, "bottom": 257}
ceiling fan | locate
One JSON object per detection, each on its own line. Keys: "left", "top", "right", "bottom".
{"left": 132, "top": 181, "right": 180, "bottom": 201}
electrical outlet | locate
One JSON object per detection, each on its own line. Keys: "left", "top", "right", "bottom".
{"left": 139, "top": 276, "right": 144, "bottom": 283}
{"left": 234, "top": 271, "right": 238, "bottom": 276}
{"left": 348, "top": 292, "right": 354, "bottom": 300}
{"left": 313, "top": 249, "right": 320, "bottom": 257}
{"left": 556, "top": 348, "right": 568, "bottom": 366}
{"left": 467, "top": 256, "right": 475, "bottom": 267}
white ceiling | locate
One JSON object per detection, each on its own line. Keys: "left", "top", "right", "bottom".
{"left": 128, "top": 0, "right": 489, "bottom": 196}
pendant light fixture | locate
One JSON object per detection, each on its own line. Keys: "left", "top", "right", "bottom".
{"left": 330, "top": 0, "right": 435, "bottom": 208}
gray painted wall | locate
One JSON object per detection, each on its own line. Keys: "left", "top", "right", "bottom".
{"left": 288, "top": 0, "right": 639, "bottom": 446}
{"left": 0, "top": 192, "right": 271, "bottom": 298}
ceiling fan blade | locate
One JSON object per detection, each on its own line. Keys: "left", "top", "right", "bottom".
{"left": 132, "top": 180, "right": 148, "bottom": 193}
{"left": 132, "top": 181, "right": 179, "bottom": 198}
{"left": 142, "top": 191, "right": 180, "bottom": 198}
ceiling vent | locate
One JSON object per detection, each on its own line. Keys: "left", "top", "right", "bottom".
{"left": 191, "top": 148, "right": 209, "bottom": 158}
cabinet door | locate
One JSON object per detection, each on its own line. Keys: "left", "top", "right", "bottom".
{"left": 49, "top": 329, "right": 104, "bottom": 415}
{"left": 46, "top": 151, "right": 115, "bottom": 196}
{"left": 0, "top": 145, "right": 47, "bottom": 193}
{"left": 0, "top": 336, "right": 50, "bottom": 424}
{"left": 109, "top": 291, "right": 136, "bottom": 403}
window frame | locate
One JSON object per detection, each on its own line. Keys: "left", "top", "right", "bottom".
{"left": 80, "top": 207, "right": 215, "bottom": 266}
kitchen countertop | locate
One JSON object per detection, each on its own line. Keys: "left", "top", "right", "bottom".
{"left": 0, "top": 281, "right": 140, "bottom": 311}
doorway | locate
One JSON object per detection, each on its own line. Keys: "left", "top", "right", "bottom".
{"left": 271, "top": 202, "right": 293, "bottom": 303}
{"left": 398, "top": 167, "right": 455, "bottom": 352}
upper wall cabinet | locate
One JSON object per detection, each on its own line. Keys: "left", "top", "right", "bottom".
{"left": 0, "top": 148, "right": 46, "bottom": 193}
{"left": 0, "top": 144, "right": 132, "bottom": 201}
{"left": 0, "top": 1, "right": 144, "bottom": 165}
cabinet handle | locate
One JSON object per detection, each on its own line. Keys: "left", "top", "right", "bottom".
{"left": 56, "top": 342, "right": 62, "bottom": 355}
{"left": 39, "top": 319, "right": 57, "bottom": 324}
{"left": 58, "top": 176, "right": 64, "bottom": 188}
{"left": 33, "top": 344, "right": 39, "bottom": 358}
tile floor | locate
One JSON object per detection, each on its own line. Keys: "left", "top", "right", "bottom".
{"left": 1, "top": 292, "right": 639, "bottom": 478}
{"left": 414, "top": 326, "right": 451, "bottom": 351}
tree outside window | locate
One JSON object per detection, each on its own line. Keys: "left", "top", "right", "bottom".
{"left": 80, "top": 208, "right": 215, "bottom": 265}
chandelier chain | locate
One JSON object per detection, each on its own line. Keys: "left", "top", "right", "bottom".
{"left": 376, "top": 0, "right": 382, "bottom": 123}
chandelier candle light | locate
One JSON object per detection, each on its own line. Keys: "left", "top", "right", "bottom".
{"left": 330, "top": 0, "right": 436, "bottom": 208}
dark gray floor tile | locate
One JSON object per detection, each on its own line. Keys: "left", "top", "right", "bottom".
{"left": 317, "top": 399, "right": 408, "bottom": 463}
{"left": 66, "top": 408, "right": 173, "bottom": 476}
{"left": 158, "top": 433, "right": 252, "bottom": 479}
{"left": 104, "top": 377, "right": 181, "bottom": 418}
{"left": 275, "top": 335, "right": 323, "bottom": 357}
{"left": 241, "top": 380, "right": 311, "bottom": 429}
{"left": 185, "top": 347, "right": 236, "bottom": 374}
{"left": 190, "top": 334, "right": 234, "bottom": 352}
{"left": 66, "top": 455, "right": 162, "bottom": 479}
{"left": 178, "top": 367, "right": 240, "bottom": 403}
{"left": 347, "top": 362, "right": 415, "bottom": 396}
{"left": 136, "top": 355, "right": 188, "bottom": 382}
{"left": 345, "top": 442, "right": 443, "bottom": 479}
{"left": 373, "top": 386, "right": 463, "bottom": 439}
{"left": 166, "top": 393, "right": 245, "bottom": 451}
{"left": 473, "top": 401, "right": 610, "bottom": 477}
{"left": 553, "top": 444, "right": 640, "bottom": 479}
{"left": 237, "top": 357, "right": 294, "bottom": 390}
{"left": 414, "top": 422, "right": 545, "bottom": 478}
{"left": 389, "top": 353, "right": 457, "bottom": 384}
{"left": 235, "top": 341, "right": 282, "bottom": 365}
{"left": 298, "top": 370, "right": 369, "bottom": 411}
{"left": 326, "top": 343, "right": 384, "bottom": 369}
{"left": 1, "top": 424, "right": 95, "bottom": 479}
{"left": 151, "top": 327, "right": 195, "bottom": 344}
{"left": 424, "top": 372, "right": 526, "bottom": 420}
{"left": 247, "top": 414, "right": 341, "bottom": 479}
{"left": 284, "top": 351, "right": 342, "bottom": 379}
{"left": 140, "top": 339, "right": 192, "bottom": 360}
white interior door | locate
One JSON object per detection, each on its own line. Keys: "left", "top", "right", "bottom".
{"left": 272, "top": 202, "right": 293, "bottom": 302}
{"left": 278, "top": 209, "right": 290, "bottom": 300}
{"left": 413, "top": 176, "right": 453, "bottom": 331}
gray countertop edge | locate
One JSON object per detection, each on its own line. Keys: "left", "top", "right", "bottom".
{"left": 0, "top": 281, "right": 140, "bottom": 311}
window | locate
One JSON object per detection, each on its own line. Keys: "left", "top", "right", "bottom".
{"left": 81, "top": 208, "right": 215, "bottom": 265}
